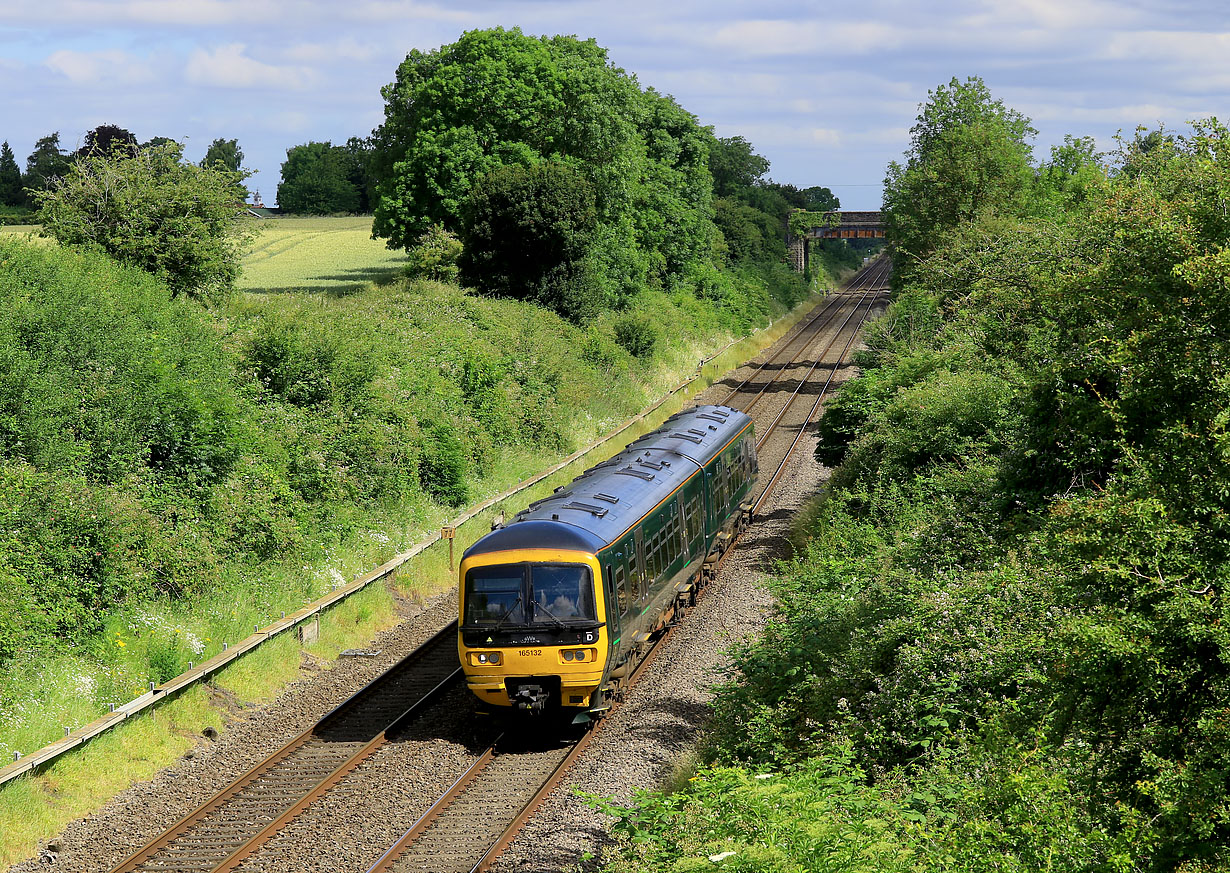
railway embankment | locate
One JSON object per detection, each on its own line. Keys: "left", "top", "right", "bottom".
{"left": 593, "top": 102, "right": 1230, "bottom": 872}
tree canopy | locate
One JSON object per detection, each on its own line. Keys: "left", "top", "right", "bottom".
{"left": 372, "top": 27, "right": 716, "bottom": 309}
{"left": 203, "top": 138, "right": 243, "bottom": 173}
{"left": 0, "top": 142, "right": 21, "bottom": 207}
{"left": 23, "top": 133, "right": 72, "bottom": 198}
{"left": 882, "top": 76, "right": 1036, "bottom": 282}
{"left": 277, "top": 141, "right": 362, "bottom": 214}
{"left": 77, "top": 123, "right": 138, "bottom": 158}
{"left": 708, "top": 136, "right": 770, "bottom": 198}
{"left": 459, "top": 161, "right": 599, "bottom": 320}
{"left": 35, "top": 143, "right": 254, "bottom": 303}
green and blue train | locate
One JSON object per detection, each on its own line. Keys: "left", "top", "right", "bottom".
{"left": 457, "top": 404, "right": 757, "bottom": 718}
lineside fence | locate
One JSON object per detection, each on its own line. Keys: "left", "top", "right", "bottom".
{"left": 0, "top": 291, "right": 828, "bottom": 788}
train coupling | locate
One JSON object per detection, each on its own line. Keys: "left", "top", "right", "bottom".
{"left": 512, "top": 683, "right": 550, "bottom": 712}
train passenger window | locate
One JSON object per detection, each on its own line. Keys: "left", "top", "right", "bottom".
{"left": 616, "top": 564, "right": 629, "bottom": 614}
{"left": 464, "top": 565, "right": 526, "bottom": 625}
{"left": 530, "top": 565, "right": 596, "bottom": 622}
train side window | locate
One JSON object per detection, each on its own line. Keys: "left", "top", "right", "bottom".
{"left": 615, "top": 563, "right": 629, "bottom": 614}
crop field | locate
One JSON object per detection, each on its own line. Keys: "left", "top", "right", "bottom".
{"left": 238, "top": 216, "right": 408, "bottom": 295}
{"left": 0, "top": 225, "right": 44, "bottom": 240}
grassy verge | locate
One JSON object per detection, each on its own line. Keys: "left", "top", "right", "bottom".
{"left": 0, "top": 581, "right": 397, "bottom": 869}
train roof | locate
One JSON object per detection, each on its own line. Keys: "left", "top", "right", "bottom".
{"left": 464, "top": 405, "right": 752, "bottom": 558}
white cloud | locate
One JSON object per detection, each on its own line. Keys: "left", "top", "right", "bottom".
{"left": 346, "top": 0, "right": 477, "bottom": 25}
{"left": 965, "top": 0, "right": 1136, "bottom": 32}
{"left": 185, "top": 43, "right": 316, "bottom": 90}
{"left": 43, "top": 48, "right": 154, "bottom": 85}
{"left": 703, "top": 18, "right": 905, "bottom": 57}
{"left": 0, "top": 0, "right": 286, "bottom": 26}
{"left": 1101, "top": 29, "right": 1230, "bottom": 67}
{"left": 282, "top": 38, "right": 382, "bottom": 64}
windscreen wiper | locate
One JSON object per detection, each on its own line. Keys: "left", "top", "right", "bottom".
{"left": 531, "top": 596, "right": 567, "bottom": 628}
{"left": 491, "top": 594, "right": 523, "bottom": 630}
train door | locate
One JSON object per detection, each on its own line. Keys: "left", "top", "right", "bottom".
{"left": 682, "top": 479, "right": 703, "bottom": 560}
{"left": 603, "top": 563, "right": 622, "bottom": 642}
{"left": 633, "top": 526, "right": 647, "bottom": 601}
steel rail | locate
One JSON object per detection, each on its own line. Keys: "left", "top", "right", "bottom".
{"left": 108, "top": 624, "right": 462, "bottom": 873}
{"left": 718, "top": 255, "right": 888, "bottom": 410}
{"left": 752, "top": 277, "right": 881, "bottom": 455}
{"left": 753, "top": 276, "right": 884, "bottom": 515}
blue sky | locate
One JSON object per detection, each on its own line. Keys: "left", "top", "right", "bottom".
{"left": 2, "top": 0, "right": 1227, "bottom": 210}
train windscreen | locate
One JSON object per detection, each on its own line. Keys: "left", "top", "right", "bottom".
{"left": 463, "top": 563, "right": 596, "bottom": 627}
{"left": 464, "top": 565, "right": 526, "bottom": 625}
{"left": 530, "top": 565, "right": 596, "bottom": 622}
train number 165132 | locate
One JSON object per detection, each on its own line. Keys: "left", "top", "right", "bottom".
{"left": 518, "top": 648, "right": 542, "bottom": 657}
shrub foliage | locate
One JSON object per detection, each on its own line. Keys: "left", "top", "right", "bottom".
{"left": 599, "top": 91, "right": 1230, "bottom": 873}
{"left": 35, "top": 143, "right": 254, "bottom": 303}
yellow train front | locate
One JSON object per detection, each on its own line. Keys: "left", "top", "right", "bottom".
{"left": 458, "top": 405, "right": 756, "bottom": 719}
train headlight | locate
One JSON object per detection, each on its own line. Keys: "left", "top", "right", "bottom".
{"left": 472, "top": 651, "right": 502, "bottom": 666}
{"left": 560, "top": 648, "right": 596, "bottom": 664}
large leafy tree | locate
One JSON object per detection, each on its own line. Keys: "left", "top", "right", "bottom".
{"left": 77, "top": 123, "right": 138, "bottom": 158}
{"left": 202, "top": 137, "right": 249, "bottom": 201}
{"left": 883, "top": 76, "right": 1036, "bottom": 282}
{"left": 708, "top": 135, "right": 770, "bottom": 198}
{"left": 372, "top": 27, "right": 714, "bottom": 302}
{"left": 35, "top": 143, "right": 254, "bottom": 303}
{"left": 277, "top": 142, "right": 361, "bottom": 214}
{"left": 0, "top": 142, "right": 21, "bottom": 207}
{"left": 23, "top": 132, "right": 72, "bottom": 199}
{"left": 203, "top": 137, "right": 243, "bottom": 172}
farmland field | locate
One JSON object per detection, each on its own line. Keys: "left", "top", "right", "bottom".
{"left": 238, "top": 216, "right": 408, "bottom": 295}
{"left": 1, "top": 217, "right": 408, "bottom": 293}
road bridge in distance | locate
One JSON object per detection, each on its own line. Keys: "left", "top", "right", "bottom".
{"left": 788, "top": 210, "right": 885, "bottom": 273}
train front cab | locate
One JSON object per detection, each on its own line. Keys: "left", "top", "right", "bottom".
{"left": 458, "top": 547, "right": 613, "bottom": 715}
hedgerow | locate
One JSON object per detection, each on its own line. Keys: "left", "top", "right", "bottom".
{"left": 598, "top": 89, "right": 1230, "bottom": 872}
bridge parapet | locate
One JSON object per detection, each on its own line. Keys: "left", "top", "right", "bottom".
{"left": 788, "top": 210, "right": 885, "bottom": 272}
{"left": 806, "top": 210, "right": 885, "bottom": 239}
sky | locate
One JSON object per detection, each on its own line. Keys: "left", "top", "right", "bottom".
{"left": 1, "top": 0, "right": 1227, "bottom": 211}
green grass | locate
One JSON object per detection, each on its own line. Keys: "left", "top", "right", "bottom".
{"left": 0, "top": 225, "right": 44, "bottom": 240}
{"left": 238, "top": 216, "right": 408, "bottom": 295}
{"left": 0, "top": 683, "right": 223, "bottom": 870}
{"left": 0, "top": 582, "right": 402, "bottom": 870}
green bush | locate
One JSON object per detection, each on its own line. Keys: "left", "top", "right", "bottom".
{"left": 417, "top": 420, "right": 469, "bottom": 507}
{"left": 34, "top": 143, "right": 254, "bottom": 303}
{"left": 0, "top": 238, "right": 239, "bottom": 485}
{"left": 405, "top": 223, "right": 462, "bottom": 282}
{"left": 613, "top": 313, "right": 659, "bottom": 358}
{"left": 459, "top": 161, "right": 600, "bottom": 322}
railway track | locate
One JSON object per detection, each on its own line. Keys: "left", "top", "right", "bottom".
{"left": 354, "top": 257, "right": 891, "bottom": 873}
{"left": 718, "top": 255, "right": 890, "bottom": 417}
{"left": 106, "top": 257, "right": 890, "bottom": 873}
{"left": 108, "top": 626, "right": 461, "bottom": 873}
